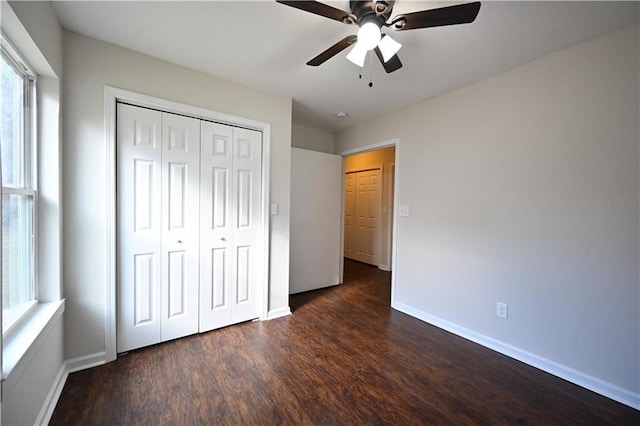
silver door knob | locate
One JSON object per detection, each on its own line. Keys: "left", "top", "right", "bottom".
{"left": 221, "top": 237, "right": 226, "bottom": 242}
{"left": 177, "top": 240, "right": 183, "bottom": 244}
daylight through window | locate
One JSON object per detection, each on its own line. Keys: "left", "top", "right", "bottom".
{"left": 1, "top": 42, "right": 37, "bottom": 334}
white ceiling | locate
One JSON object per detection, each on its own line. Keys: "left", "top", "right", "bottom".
{"left": 51, "top": 1, "right": 638, "bottom": 133}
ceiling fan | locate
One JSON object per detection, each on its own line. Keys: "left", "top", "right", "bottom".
{"left": 276, "top": 1, "right": 481, "bottom": 74}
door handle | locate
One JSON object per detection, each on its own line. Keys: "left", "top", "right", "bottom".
{"left": 177, "top": 240, "right": 183, "bottom": 244}
{"left": 221, "top": 237, "right": 226, "bottom": 242}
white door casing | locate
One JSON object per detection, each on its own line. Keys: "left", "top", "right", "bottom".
{"left": 199, "top": 122, "right": 262, "bottom": 332}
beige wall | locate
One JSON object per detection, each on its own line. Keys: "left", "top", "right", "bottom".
{"left": 337, "top": 24, "right": 640, "bottom": 406}
{"left": 292, "top": 123, "right": 335, "bottom": 154}
{"left": 62, "top": 31, "right": 292, "bottom": 360}
{"left": 345, "top": 147, "right": 396, "bottom": 270}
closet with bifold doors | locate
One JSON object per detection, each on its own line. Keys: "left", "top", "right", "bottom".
{"left": 116, "top": 102, "right": 263, "bottom": 353}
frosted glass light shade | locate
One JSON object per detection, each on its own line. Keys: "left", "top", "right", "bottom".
{"left": 346, "top": 45, "right": 368, "bottom": 67}
{"left": 378, "top": 35, "right": 402, "bottom": 62}
{"left": 357, "top": 22, "right": 381, "bottom": 50}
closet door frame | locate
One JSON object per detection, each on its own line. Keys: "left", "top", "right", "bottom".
{"left": 105, "top": 86, "right": 271, "bottom": 362}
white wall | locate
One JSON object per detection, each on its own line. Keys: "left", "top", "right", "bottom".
{"left": 292, "top": 123, "right": 335, "bottom": 154}
{"left": 2, "top": 1, "right": 64, "bottom": 424}
{"left": 336, "top": 24, "right": 640, "bottom": 407}
{"left": 62, "top": 31, "right": 292, "bottom": 360}
{"left": 2, "top": 316, "right": 64, "bottom": 425}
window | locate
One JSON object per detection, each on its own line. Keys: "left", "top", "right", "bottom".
{"left": 1, "top": 39, "right": 36, "bottom": 334}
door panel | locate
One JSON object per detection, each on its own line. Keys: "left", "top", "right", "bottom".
{"left": 199, "top": 122, "right": 234, "bottom": 331}
{"left": 160, "top": 112, "right": 200, "bottom": 342}
{"left": 117, "top": 104, "right": 162, "bottom": 352}
{"left": 134, "top": 253, "right": 156, "bottom": 325}
{"left": 230, "top": 128, "right": 262, "bottom": 323}
{"left": 134, "top": 160, "right": 155, "bottom": 231}
{"left": 167, "top": 251, "right": 186, "bottom": 317}
{"left": 344, "top": 173, "right": 355, "bottom": 258}
{"left": 210, "top": 248, "right": 227, "bottom": 309}
{"left": 236, "top": 245, "right": 250, "bottom": 304}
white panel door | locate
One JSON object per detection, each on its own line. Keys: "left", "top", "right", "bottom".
{"left": 199, "top": 122, "right": 233, "bottom": 331}
{"left": 343, "top": 173, "right": 355, "bottom": 259}
{"left": 290, "top": 148, "right": 342, "bottom": 294}
{"left": 160, "top": 112, "right": 200, "bottom": 341}
{"left": 230, "top": 128, "right": 262, "bottom": 323}
{"left": 363, "top": 170, "right": 381, "bottom": 265}
{"left": 117, "top": 103, "right": 162, "bottom": 352}
{"left": 199, "top": 123, "right": 262, "bottom": 331}
{"left": 346, "top": 168, "right": 381, "bottom": 266}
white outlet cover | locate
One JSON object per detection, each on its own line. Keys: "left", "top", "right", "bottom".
{"left": 399, "top": 205, "right": 409, "bottom": 217}
{"left": 270, "top": 203, "right": 279, "bottom": 215}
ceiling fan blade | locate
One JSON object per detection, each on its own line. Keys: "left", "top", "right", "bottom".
{"left": 391, "top": 2, "right": 481, "bottom": 31}
{"left": 307, "top": 35, "right": 358, "bottom": 66}
{"left": 374, "top": 47, "right": 402, "bottom": 73}
{"left": 276, "top": 1, "right": 355, "bottom": 24}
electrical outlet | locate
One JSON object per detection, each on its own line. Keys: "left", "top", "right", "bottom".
{"left": 398, "top": 205, "right": 409, "bottom": 217}
{"left": 271, "top": 203, "right": 279, "bottom": 215}
{"left": 496, "top": 302, "right": 508, "bottom": 319}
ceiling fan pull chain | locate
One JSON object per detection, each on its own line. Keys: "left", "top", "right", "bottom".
{"left": 369, "top": 51, "right": 374, "bottom": 88}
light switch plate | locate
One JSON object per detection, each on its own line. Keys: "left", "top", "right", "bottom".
{"left": 398, "top": 205, "right": 409, "bottom": 217}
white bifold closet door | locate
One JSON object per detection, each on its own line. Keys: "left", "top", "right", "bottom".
{"left": 344, "top": 169, "right": 381, "bottom": 266}
{"left": 117, "top": 103, "right": 263, "bottom": 353}
{"left": 117, "top": 103, "right": 200, "bottom": 352}
{"left": 199, "top": 122, "right": 262, "bottom": 332}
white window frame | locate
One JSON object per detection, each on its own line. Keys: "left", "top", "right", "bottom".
{"left": 1, "top": 34, "right": 38, "bottom": 336}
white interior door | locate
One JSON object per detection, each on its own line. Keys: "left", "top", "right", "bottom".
{"left": 160, "top": 112, "right": 200, "bottom": 341}
{"left": 363, "top": 169, "right": 381, "bottom": 265}
{"left": 199, "top": 122, "right": 262, "bottom": 331}
{"left": 290, "top": 148, "right": 342, "bottom": 294}
{"left": 118, "top": 106, "right": 201, "bottom": 351}
{"left": 117, "top": 104, "right": 163, "bottom": 352}
{"left": 199, "top": 121, "right": 233, "bottom": 331}
{"left": 118, "top": 104, "right": 264, "bottom": 350}
{"left": 230, "top": 128, "right": 263, "bottom": 323}
{"left": 343, "top": 173, "right": 355, "bottom": 259}
{"left": 346, "top": 168, "right": 381, "bottom": 266}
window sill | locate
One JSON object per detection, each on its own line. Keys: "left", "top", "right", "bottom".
{"left": 2, "top": 300, "right": 65, "bottom": 381}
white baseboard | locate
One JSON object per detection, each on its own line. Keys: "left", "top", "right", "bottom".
{"left": 36, "top": 352, "right": 108, "bottom": 425}
{"left": 65, "top": 351, "right": 107, "bottom": 374}
{"left": 392, "top": 301, "right": 640, "bottom": 410}
{"left": 35, "top": 363, "right": 67, "bottom": 426}
{"left": 266, "top": 307, "right": 291, "bottom": 320}
{"left": 378, "top": 265, "right": 391, "bottom": 272}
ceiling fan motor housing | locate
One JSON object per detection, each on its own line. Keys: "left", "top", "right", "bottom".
{"left": 350, "top": 1, "right": 394, "bottom": 27}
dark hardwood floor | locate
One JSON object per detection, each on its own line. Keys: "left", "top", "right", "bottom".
{"left": 51, "top": 259, "right": 639, "bottom": 425}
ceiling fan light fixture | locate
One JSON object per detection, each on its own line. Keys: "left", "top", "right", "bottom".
{"left": 378, "top": 34, "right": 402, "bottom": 62}
{"left": 346, "top": 44, "right": 368, "bottom": 67}
{"left": 357, "top": 20, "right": 381, "bottom": 51}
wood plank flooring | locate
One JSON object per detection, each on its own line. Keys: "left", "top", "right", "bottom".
{"left": 51, "top": 260, "right": 639, "bottom": 425}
